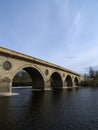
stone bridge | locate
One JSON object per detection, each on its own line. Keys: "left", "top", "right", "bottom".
{"left": 0, "top": 47, "right": 83, "bottom": 93}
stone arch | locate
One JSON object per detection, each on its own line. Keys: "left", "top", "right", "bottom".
{"left": 74, "top": 77, "right": 79, "bottom": 86}
{"left": 65, "top": 75, "right": 73, "bottom": 87}
{"left": 50, "top": 72, "right": 63, "bottom": 89}
{"left": 12, "top": 64, "right": 45, "bottom": 90}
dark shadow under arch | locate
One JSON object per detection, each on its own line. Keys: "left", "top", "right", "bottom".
{"left": 12, "top": 67, "right": 44, "bottom": 90}
{"left": 74, "top": 77, "right": 79, "bottom": 86}
{"left": 65, "top": 75, "right": 73, "bottom": 87}
{"left": 50, "top": 72, "right": 63, "bottom": 90}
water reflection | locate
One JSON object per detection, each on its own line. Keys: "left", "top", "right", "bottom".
{"left": 0, "top": 97, "right": 10, "bottom": 128}
{"left": 0, "top": 87, "right": 98, "bottom": 130}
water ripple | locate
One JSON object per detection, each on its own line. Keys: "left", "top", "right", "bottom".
{"left": 0, "top": 87, "right": 98, "bottom": 130}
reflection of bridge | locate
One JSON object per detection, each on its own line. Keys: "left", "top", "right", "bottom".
{"left": 0, "top": 47, "right": 83, "bottom": 93}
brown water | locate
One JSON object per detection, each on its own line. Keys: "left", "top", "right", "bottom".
{"left": 0, "top": 87, "right": 98, "bottom": 130}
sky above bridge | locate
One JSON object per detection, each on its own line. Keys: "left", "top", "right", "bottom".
{"left": 0, "top": 0, "right": 98, "bottom": 74}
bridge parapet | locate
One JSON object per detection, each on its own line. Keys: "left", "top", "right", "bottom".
{"left": 0, "top": 47, "right": 83, "bottom": 93}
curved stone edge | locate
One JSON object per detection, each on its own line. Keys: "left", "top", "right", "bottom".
{"left": 0, "top": 92, "right": 19, "bottom": 97}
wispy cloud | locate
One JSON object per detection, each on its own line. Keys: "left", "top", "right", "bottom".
{"left": 66, "top": 11, "right": 81, "bottom": 44}
{"left": 64, "top": 56, "right": 77, "bottom": 60}
{"left": 0, "top": 0, "right": 98, "bottom": 74}
{"left": 66, "top": 1, "right": 88, "bottom": 44}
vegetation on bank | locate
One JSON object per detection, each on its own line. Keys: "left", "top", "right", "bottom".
{"left": 80, "top": 67, "right": 98, "bottom": 87}
{"left": 13, "top": 70, "right": 32, "bottom": 86}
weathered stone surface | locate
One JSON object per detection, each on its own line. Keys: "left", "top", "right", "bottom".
{"left": 0, "top": 47, "right": 84, "bottom": 92}
{"left": 0, "top": 77, "right": 11, "bottom": 83}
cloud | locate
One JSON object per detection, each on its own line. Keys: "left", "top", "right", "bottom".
{"left": 66, "top": 1, "right": 89, "bottom": 44}
{"left": 84, "top": 65, "right": 98, "bottom": 71}
{"left": 83, "top": 65, "right": 98, "bottom": 75}
{"left": 93, "top": 65, "right": 98, "bottom": 71}
{"left": 64, "top": 56, "right": 77, "bottom": 59}
{"left": 65, "top": 11, "right": 81, "bottom": 44}
{"left": 1, "top": 0, "right": 98, "bottom": 75}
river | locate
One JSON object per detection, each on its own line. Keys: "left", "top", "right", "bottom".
{"left": 0, "top": 87, "right": 98, "bottom": 130}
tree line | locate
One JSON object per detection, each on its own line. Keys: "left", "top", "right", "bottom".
{"left": 80, "top": 66, "right": 98, "bottom": 87}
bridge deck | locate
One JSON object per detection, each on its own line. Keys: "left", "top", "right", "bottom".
{"left": 0, "top": 47, "right": 80, "bottom": 76}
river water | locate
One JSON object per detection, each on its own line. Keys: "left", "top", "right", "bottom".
{"left": 0, "top": 87, "right": 98, "bottom": 130}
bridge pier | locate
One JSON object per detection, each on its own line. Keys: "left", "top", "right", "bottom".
{"left": 0, "top": 47, "right": 83, "bottom": 93}
{"left": 72, "top": 82, "right": 76, "bottom": 87}
{"left": 44, "top": 79, "right": 51, "bottom": 90}
{"left": 0, "top": 83, "right": 12, "bottom": 93}
{"left": 0, "top": 77, "right": 12, "bottom": 93}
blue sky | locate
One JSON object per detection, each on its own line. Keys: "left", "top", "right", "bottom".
{"left": 0, "top": 0, "right": 98, "bottom": 74}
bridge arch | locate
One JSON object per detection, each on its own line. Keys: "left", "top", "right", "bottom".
{"left": 74, "top": 77, "right": 79, "bottom": 86}
{"left": 12, "top": 64, "right": 45, "bottom": 90}
{"left": 65, "top": 75, "right": 73, "bottom": 87}
{"left": 50, "top": 72, "right": 63, "bottom": 90}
